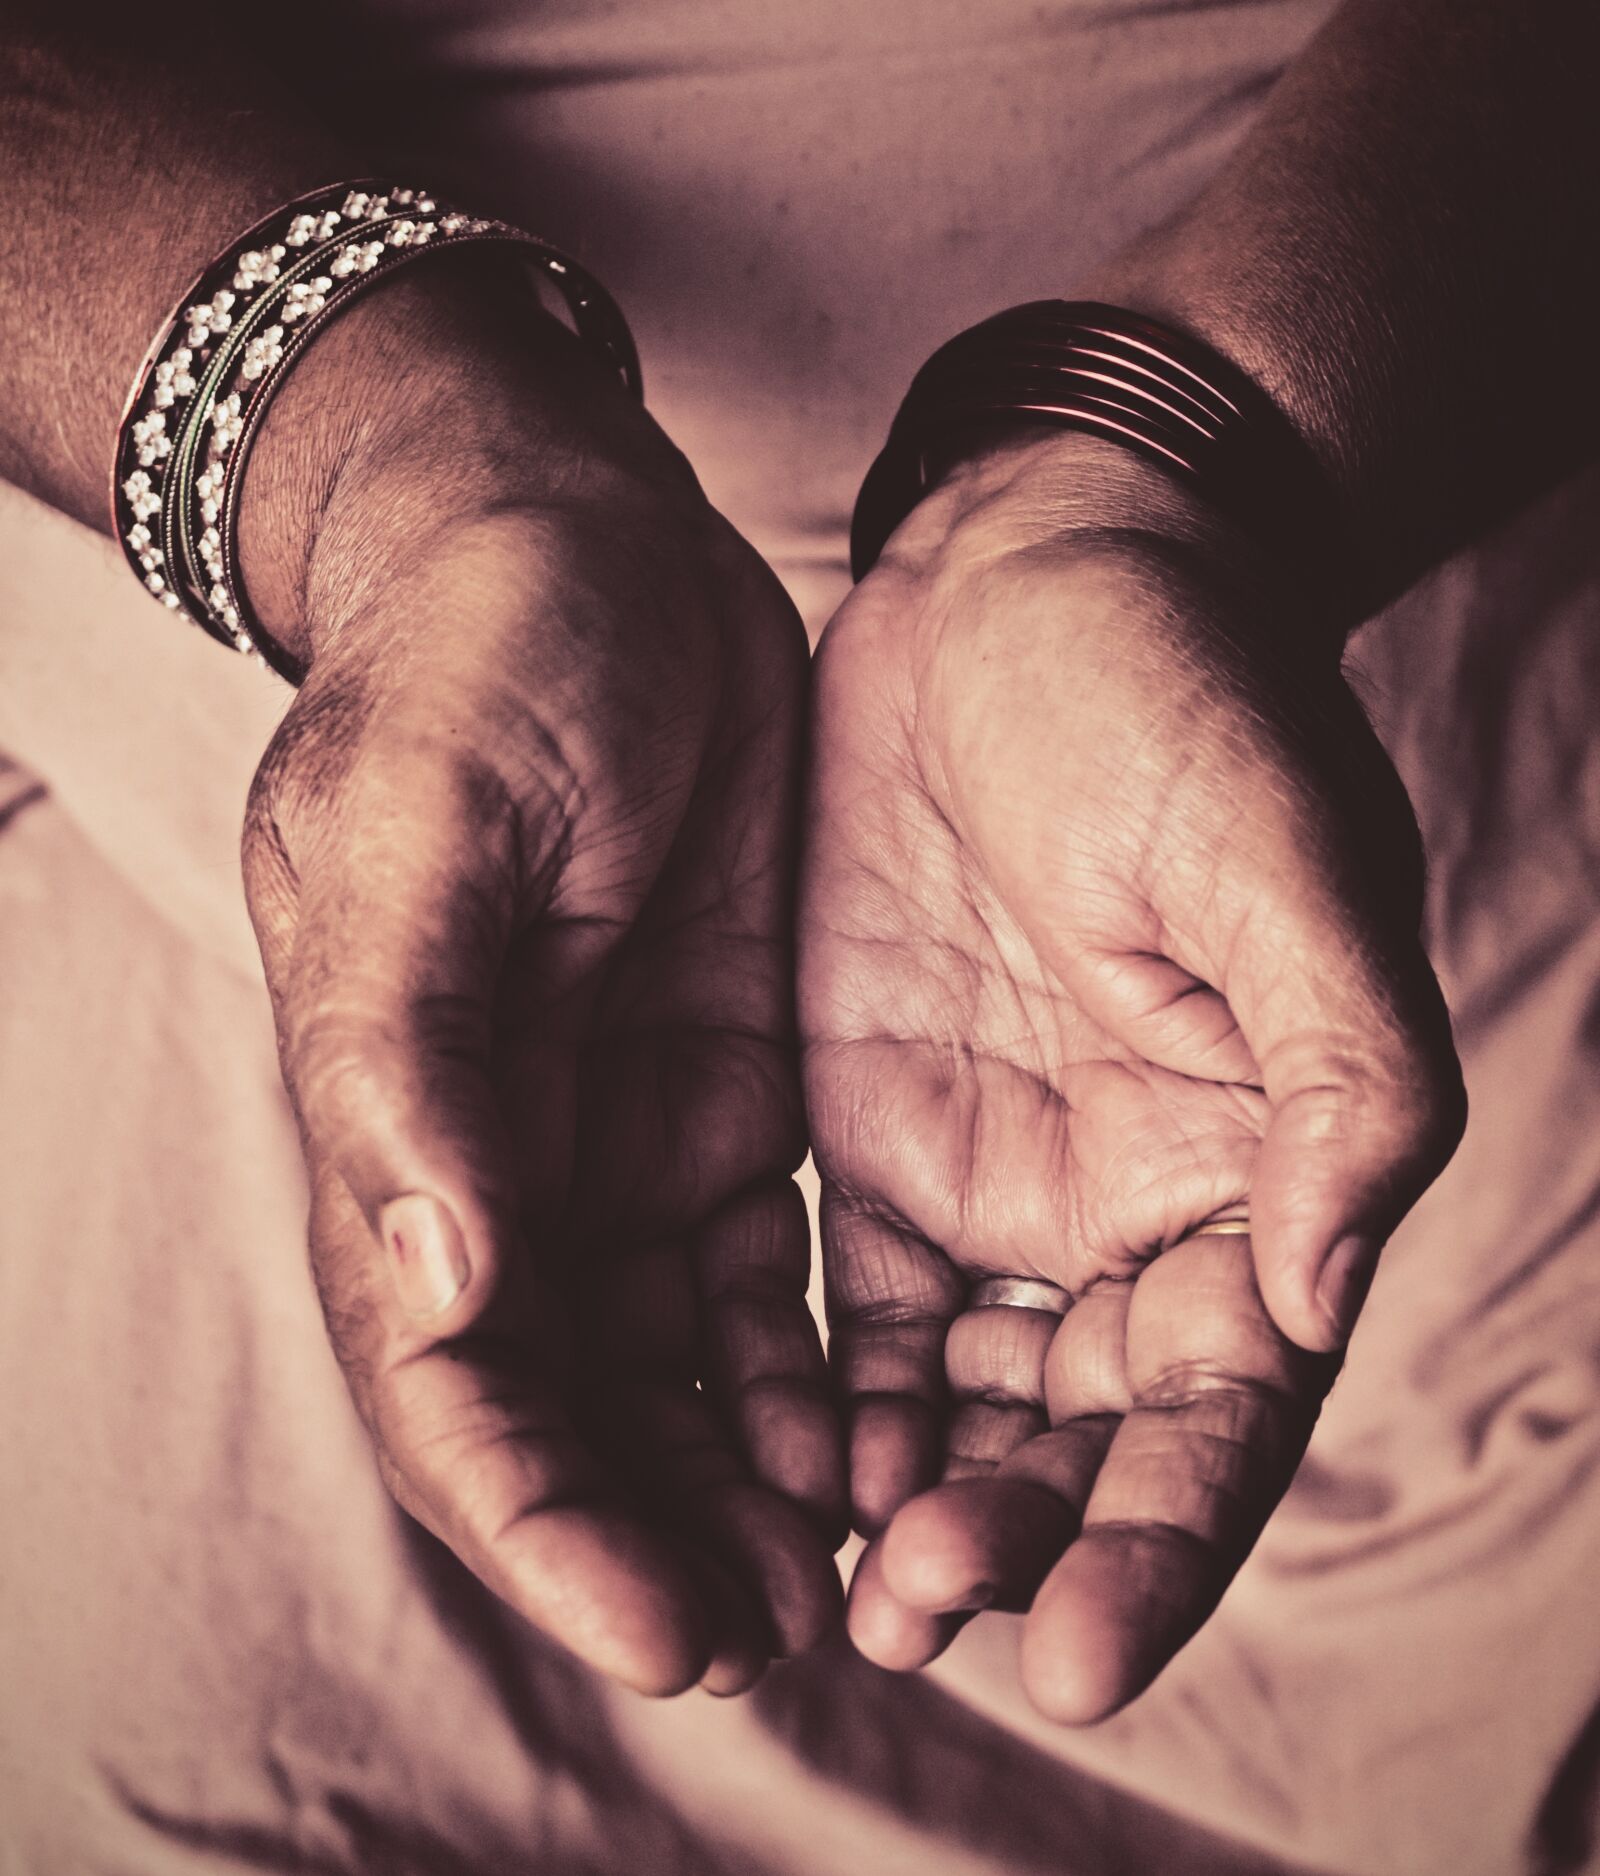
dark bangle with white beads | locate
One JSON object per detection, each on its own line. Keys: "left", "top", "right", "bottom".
{"left": 112, "top": 180, "right": 641, "bottom": 684}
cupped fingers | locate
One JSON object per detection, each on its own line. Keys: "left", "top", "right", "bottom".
{"left": 592, "top": 1378, "right": 844, "bottom": 1662}
{"left": 1020, "top": 1232, "right": 1331, "bottom": 1724}
{"left": 877, "top": 1424, "right": 1115, "bottom": 1619}
{"left": 875, "top": 1290, "right": 1125, "bottom": 1621}
{"left": 821, "top": 1184, "right": 966, "bottom": 1535}
{"left": 845, "top": 1532, "right": 971, "bottom": 1673}
{"left": 696, "top": 1178, "right": 847, "bottom": 1541}
{"left": 306, "top": 1169, "right": 719, "bottom": 1699}
{"left": 846, "top": 1419, "right": 1114, "bottom": 1673}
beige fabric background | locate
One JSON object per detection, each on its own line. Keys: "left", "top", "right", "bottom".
{"left": 4, "top": 4, "right": 1600, "bottom": 1870}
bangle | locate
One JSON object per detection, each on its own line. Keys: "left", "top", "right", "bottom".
{"left": 850, "top": 299, "right": 1360, "bottom": 619}
{"left": 112, "top": 181, "right": 641, "bottom": 683}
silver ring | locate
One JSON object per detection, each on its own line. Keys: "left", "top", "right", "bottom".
{"left": 967, "top": 1276, "right": 1072, "bottom": 1316}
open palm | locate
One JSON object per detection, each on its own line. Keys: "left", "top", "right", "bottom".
{"left": 800, "top": 437, "right": 1463, "bottom": 1721}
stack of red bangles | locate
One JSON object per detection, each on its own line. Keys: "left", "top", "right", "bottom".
{"left": 850, "top": 298, "right": 1360, "bottom": 624}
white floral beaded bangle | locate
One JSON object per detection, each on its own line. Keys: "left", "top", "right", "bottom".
{"left": 112, "top": 180, "right": 642, "bottom": 682}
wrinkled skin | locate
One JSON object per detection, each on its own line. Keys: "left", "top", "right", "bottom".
{"left": 800, "top": 431, "right": 1465, "bottom": 1722}
{"left": 239, "top": 278, "right": 844, "bottom": 1699}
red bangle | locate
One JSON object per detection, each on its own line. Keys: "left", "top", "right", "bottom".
{"left": 850, "top": 300, "right": 1362, "bottom": 624}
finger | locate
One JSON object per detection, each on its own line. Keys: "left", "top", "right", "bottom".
{"left": 881, "top": 1282, "right": 1131, "bottom": 1626}
{"left": 334, "top": 1247, "right": 715, "bottom": 1696}
{"left": 845, "top": 1532, "right": 971, "bottom": 1673}
{"left": 1019, "top": 1234, "right": 1330, "bottom": 1724}
{"left": 1245, "top": 956, "right": 1464, "bottom": 1350}
{"left": 874, "top": 1299, "right": 1115, "bottom": 1631}
{"left": 696, "top": 1179, "right": 848, "bottom": 1541}
{"left": 1075, "top": 912, "right": 1460, "bottom": 1354}
{"left": 1043, "top": 1280, "right": 1134, "bottom": 1420}
{"left": 684, "top": 1550, "right": 772, "bottom": 1697}
{"left": 1168, "top": 720, "right": 1464, "bottom": 1352}
{"left": 821, "top": 1185, "right": 965, "bottom": 1535}
{"left": 309, "top": 1168, "right": 711, "bottom": 1694}
{"left": 942, "top": 1399, "right": 1047, "bottom": 1477}
{"left": 944, "top": 1302, "right": 1058, "bottom": 1410}
{"left": 591, "top": 1377, "right": 843, "bottom": 1661}
{"left": 421, "top": 1432, "right": 714, "bottom": 1699}
{"left": 690, "top": 1480, "right": 843, "bottom": 1659}
{"left": 576, "top": 1237, "right": 841, "bottom": 1655}
{"left": 879, "top": 1421, "right": 1114, "bottom": 1619}
{"left": 940, "top": 1299, "right": 1054, "bottom": 1478}
{"left": 1087, "top": 907, "right": 1463, "bottom": 1353}
{"left": 264, "top": 727, "right": 554, "bottom": 1334}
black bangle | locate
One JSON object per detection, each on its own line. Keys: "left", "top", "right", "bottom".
{"left": 113, "top": 181, "right": 642, "bottom": 684}
{"left": 850, "top": 299, "right": 1361, "bottom": 620}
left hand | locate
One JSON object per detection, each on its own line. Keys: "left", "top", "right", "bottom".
{"left": 237, "top": 272, "right": 845, "bottom": 1698}
{"left": 799, "top": 430, "right": 1464, "bottom": 1721}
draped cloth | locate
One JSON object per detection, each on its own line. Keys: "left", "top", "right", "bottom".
{"left": 4, "top": 4, "right": 1599, "bottom": 1869}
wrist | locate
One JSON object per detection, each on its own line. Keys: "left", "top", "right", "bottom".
{"left": 235, "top": 251, "right": 699, "bottom": 675}
{"left": 856, "top": 295, "right": 1368, "bottom": 645}
{"left": 1077, "top": 242, "right": 1386, "bottom": 608}
{"left": 920, "top": 426, "right": 1228, "bottom": 551}
{"left": 912, "top": 427, "right": 1310, "bottom": 602}
{"left": 875, "top": 426, "right": 1351, "bottom": 695}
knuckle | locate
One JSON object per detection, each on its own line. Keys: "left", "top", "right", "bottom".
{"left": 288, "top": 1006, "right": 401, "bottom": 1137}
{"left": 1135, "top": 1355, "right": 1301, "bottom": 1419}
{"left": 1356, "top": 1044, "right": 1467, "bottom": 1170}
{"left": 287, "top": 988, "right": 491, "bottom": 1150}
{"left": 1280, "top": 1024, "right": 1465, "bottom": 1162}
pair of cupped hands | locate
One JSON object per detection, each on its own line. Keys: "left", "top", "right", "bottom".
{"left": 235, "top": 264, "right": 1463, "bottom": 1721}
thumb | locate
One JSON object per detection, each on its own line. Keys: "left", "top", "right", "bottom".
{"left": 257, "top": 735, "right": 549, "bottom": 1335}
{"left": 1226, "top": 836, "right": 1466, "bottom": 1353}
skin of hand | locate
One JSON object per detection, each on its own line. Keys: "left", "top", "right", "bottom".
{"left": 799, "top": 427, "right": 1466, "bottom": 1723}
{"left": 233, "top": 264, "right": 845, "bottom": 1699}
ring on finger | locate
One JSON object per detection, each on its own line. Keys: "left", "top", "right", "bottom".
{"left": 965, "top": 1226, "right": 1249, "bottom": 1316}
{"left": 967, "top": 1276, "right": 1073, "bottom": 1316}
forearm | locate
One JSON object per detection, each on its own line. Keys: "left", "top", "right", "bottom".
{"left": 0, "top": 13, "right": 355, "bottom": 530}
{"left": 0, "top": 12, "right": 669, "bottom": 670}
{"left": 1088, "top": 0, "right": 1598, "bottom": 609}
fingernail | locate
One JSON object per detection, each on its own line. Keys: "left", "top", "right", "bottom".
{"left": 380, "top": 1193, "right": 470, "bottom": 1319}
{"left": 1315, "top": 1235, "right": 1379, "bottom": 1346}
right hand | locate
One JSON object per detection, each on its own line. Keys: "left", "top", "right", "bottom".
{"left": 236, "top": 265, "right": 844, "bottom": 1697}
{"left": 799, "top": 430, "right": 1465, "bottom": 1718}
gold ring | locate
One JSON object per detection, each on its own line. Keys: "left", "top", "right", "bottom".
{"left": 1186, "top": 1219, "right": 1251, "bottom": 1237}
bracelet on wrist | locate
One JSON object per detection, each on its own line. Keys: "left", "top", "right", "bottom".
{"left": 112, "top": 180, "right": 641, "bottom": 684}
{"left": 850, "top": 299, "right": 1364, "bottom": 626}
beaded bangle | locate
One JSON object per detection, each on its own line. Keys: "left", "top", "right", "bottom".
{"left": 112, "top": 181, "right": 641, "bottom": 682}
{"left": 850, "top": 300, "right": 1360, "bottom": 620}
